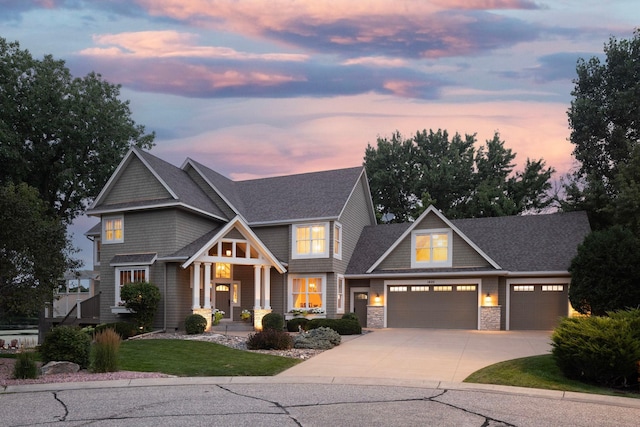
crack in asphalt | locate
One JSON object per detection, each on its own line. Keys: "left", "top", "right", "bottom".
{"left": 19, "top": 385, "right": 516, "bottom": 426}
{"left": 52, "top": 392, "right": 69, "bottom": 422}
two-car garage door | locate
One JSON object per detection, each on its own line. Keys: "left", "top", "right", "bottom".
{"left": 387, "top": 284, "right": 478, "bottom": 329}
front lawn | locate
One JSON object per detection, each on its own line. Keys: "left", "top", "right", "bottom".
{"left": 464, "top": 354, "right": 639, "bottom": 398}
{"left": 119, "top": 339, "right": 300, "bottom": 376}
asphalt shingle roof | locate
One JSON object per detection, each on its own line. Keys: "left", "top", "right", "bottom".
{"left": 191, "top": 160, "right": 363, "bottom": 224}
{"left": 346, "top": 211, "right": 591, "bottom": 275}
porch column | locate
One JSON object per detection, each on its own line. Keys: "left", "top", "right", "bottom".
{"left": 263, "top": 265, "right": 271, "bottom": 309}
{"left": 253, "top": 265, "right": 262, "bottom": 309}
{"left": 203, "top": 262, "right": 212, "bottom": 309}
{"left": 192, "top": 262, "right": 201, "bottom": 310}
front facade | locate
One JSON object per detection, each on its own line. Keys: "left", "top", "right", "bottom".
{"left": 86, "top": 148, "right": 590, "bottom": 331}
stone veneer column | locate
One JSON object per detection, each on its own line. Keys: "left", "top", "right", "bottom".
{"left": 192, "top": 308, "right": 213, "bottom": 331}
{"left": 367, "top": 305, "right": 384, "bottom": 329}
{"left": 252, "top": 308, "right": 272, "bottom": 331}
{"left": 480, "top": 306, "right": 501, "bottom": 330}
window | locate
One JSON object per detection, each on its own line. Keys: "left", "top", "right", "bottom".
{"left": 433, "top": 286, "right": 452, "bottom": 292}
{"left": 115, "top": 266, "right": 148, "bottom": 303}
{"left": 103, "top": 216, "right": 123, "bottom": 243}
{"left": 542, "top": 285, "right": 564, "bottom": 292}
{"left": 456, "top": 285, "right": 476, "bottom": 292}
{"left": 334, "top": 223, "right": 342, "bottom": 260}
{"left": 411, "top": 229, "right": 452, "bottom": 268}
{"left": 292, "top": 223, "right": 329, "bottom": 259}
{"left": 215, "top": 263, "right": 231, "bottom": 279}
{"left": 289, "top": 275, "right": 325, "bottom": 310}
{"left": 336, "top": 275, "right": 345, "bottom": 313}
{"left": 513, "top": 285, "right": 534, "bottom": 292}
{"left": 93, "top": 238, "right": 101, "bottom": 266}
{"left": 412, "top": 286, "right": 429, "bottom": 292}
{"left": 389, "top": 286, "right": 407, "bottom": 292}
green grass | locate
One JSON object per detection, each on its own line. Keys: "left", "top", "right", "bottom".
{"left": 464, "top": 354, "right": 639, "bottom": 398}
{"left": 118, "top": 339, "right": 301, "bottom": 376}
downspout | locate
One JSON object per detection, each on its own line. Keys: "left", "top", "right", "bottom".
{"left": 163, "top": 262, "right": 167, "bottom": 332}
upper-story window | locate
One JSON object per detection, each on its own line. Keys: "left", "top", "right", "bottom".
{"left": 292, "top": 223, "right": 329, "bottom": 259}
{"left": 93, "top": 238, "right": 101, "bottom": 266}
{"left": 411, "top": 229, "right": 452, "bottom": 268}
{"left": 103, "top": 216, "right": 123, "bottom": 244}
{"left": 334, "top": 222, "right": 342, "bottom": 260}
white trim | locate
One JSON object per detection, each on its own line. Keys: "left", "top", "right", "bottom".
{"left": 336, "top": 168, "right": 377, "bottom": 226}
{"left": 336, "top": 274, "right": 345, "bottom": 314}
{"left": 181, "top": 159, "right": 243, "bottom": 218}
{"left": 181, "top": 216, "right": 286, "bottom": 274}
{"left": 291, "top": 222, "right": 330, "bottom": 260}
{"left": 288, "top": 274, "right": 327, "bottom": 312}
{"left": 366, "top": 205, "right": 501, "bottom": 273}
{"left": 505, "top": 277, "right": 571, "bottom": 330}
{"left": 102, "top": 215, "right": 124, "bottom": 244}
{"left": 88, "top": 201, "right": 227, "bottom": 222}
{"left": 333, "top": 222, "right": 343, "bottom": 260}
{"left": 410, "top": 228, "right": 453, "bottom": 268}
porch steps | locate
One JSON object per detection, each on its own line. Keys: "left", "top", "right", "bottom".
{"left": 211, "top": 321, "right": 254, "bottom": 333}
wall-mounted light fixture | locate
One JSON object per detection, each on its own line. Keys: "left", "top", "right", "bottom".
{"left": 484, "top": 292, "right": 492, "bottom": 306}
{"left": 374, "top": 293, "right": 381, "bottom": 305}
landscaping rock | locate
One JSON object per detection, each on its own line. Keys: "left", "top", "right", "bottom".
{"left": 41, "top": 361, "right": 80, "bottom": 375}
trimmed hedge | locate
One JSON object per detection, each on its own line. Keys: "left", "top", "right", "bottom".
{"left": 551, "top": 309, "right": 640, "bottom": 388}
{"left": 262, "top": 312, "right": 284, "bottom": 331}
{"left": 307, "top": 318, "right": 361, "bottom": 335}
{"left": 286, "top": 317, "right": 309, "bottom": 332}
{"left": 185, "top": 314, "right": 208, "bottom": 334}
{"left": 247, "top": 328, "right": 293, "bottom": 350}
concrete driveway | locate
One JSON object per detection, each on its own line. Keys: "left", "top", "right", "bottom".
{"left": 279, "top": 329, "right": 552, "bottom": 382}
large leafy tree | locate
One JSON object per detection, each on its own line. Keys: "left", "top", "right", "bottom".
{"left": 0, "top": 38, "right": 155, "bottom": 223}
{"left": 568, "top": 226, "right": 640, "bottom": 316}
{"left": 364, "top": 129, "right": 554, "bottom": 222}
{"left": 0, "top": 183, "right": 77, "bottom": 316}
{"left": 563, "top": 29, "right": 640, "bottom": 231}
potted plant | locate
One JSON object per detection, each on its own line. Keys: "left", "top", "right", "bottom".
{"left": 240, "top": 309, "right": 251, "bottom": 322}
{"left": 212, "top": 309, "right": 225, "bottom": 325}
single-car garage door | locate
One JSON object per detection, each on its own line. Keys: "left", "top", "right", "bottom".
{"left": 387, "top": 284, "right": 478, "bottom": 329}
{"left": 509, "top": 284, "right": 568, "bottom": 330}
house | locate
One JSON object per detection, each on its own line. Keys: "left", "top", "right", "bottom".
{"left": 85, "top": 147, "right": 590, "bottom": 331}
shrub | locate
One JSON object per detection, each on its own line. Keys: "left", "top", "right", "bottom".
{"left": 262, "top": 312, "right": 284, "bottom": 331}
{"left": 247, "top": 328, "right": 293, "bottom": 350}
{"left": 341, "top": 312, "right": 360, "bottom": 322}
{"left": 287, "top": 317, "right": 309, "bottom": 332}
{"left": 120, "top": 281, "right": 162, "bottom": 332}
{"left": 185, "top": 314, "right": 208, "bottom": 334}
{"left": 95, "top": 322, "right": 137, "bottom": 340}
{"left": 551, "top": 313, "right": 640, "bottom": 388}
{"left": 91, "top": 328, "right": 121, "bottom": 373}
{"left": 13, "top": 351, "right": 38, "bottom": 379}
{"left": 40, "top": 326, "right": 91, "bottom": 368}
{"left": 294, "top": 327, "right": 341, "bottom": 350}
{"left": 307, "top": 318, "right": 362, "bottom": 335}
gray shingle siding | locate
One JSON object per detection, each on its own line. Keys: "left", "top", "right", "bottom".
{"left": 253, "top": 225, "right": 289, "bottom": 261}
{"left": 102, "top": 156, "right": 171, "bottom": 206}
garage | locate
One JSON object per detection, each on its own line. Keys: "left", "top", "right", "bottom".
{"left": 387, "top": 284, "right": 478, "bottom": 329}
{"left": 509, "top": 284, "right": 568, "bottom": 330}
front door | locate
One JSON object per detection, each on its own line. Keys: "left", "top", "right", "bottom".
{"left": 215, "top": 284, "right": 231, "bottom": 319}
{"left": 353, "top": 291, "right": 369, "bottom": 326}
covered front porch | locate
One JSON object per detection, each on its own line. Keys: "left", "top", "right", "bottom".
{"left": 182, "top": 216, "right": 287, "bottom": 331}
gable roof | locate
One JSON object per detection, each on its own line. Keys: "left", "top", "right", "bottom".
{"left": 88, "top": 148, "right": 227, "bottom": 220}
{"left": 185, "top": 159, "right": 365, "bottom": 225}
{"left": 346, "top": 209, "right": 591, "bottom": 275}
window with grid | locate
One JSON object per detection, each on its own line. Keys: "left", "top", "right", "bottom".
{"left": 412, "top": 229, "right": 452, "bottom": 267}
{"left": 103, "top": 216, "right": 123, "bottom": 243}
{"left": 291, "top": 276, "right": 324, "bottom": 309}
{"left": 293, "top": 223, "right": 328, "bottom": 258}
{"left": 115, "top": 266, "right": 147, "bottom": 303}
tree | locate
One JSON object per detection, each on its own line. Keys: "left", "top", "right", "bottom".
{"left": 568, "top": 226, "right": 640, "bottom": 316}
{"left": 364, "top": 129, "right": 554, "bottom": 222}
{"left": 564, "top": 29, "right": 640, "bottom": 230}
{"left": 0, "top": 38, "right": 155, "bottom": 223}
{"left": 0, "top": 183, "right": 77, "bottom": 317}
{"left": 120, "top": 282, "right": 162, "bottom": 332}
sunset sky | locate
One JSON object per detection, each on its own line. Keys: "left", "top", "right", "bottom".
{"left": 2, "top": 0, "right": 638, "bottom": 266}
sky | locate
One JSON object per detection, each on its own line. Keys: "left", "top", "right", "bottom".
{"left": 1, "top": 0, "right": 638, "bottom": 268}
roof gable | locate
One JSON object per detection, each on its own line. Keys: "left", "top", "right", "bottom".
{"left": 88, "top": 148, "right": 227, "bottom": 220}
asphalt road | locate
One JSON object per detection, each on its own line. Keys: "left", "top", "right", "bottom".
{"left": 2, "top": 378, "right": 639, "bottom": 426}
